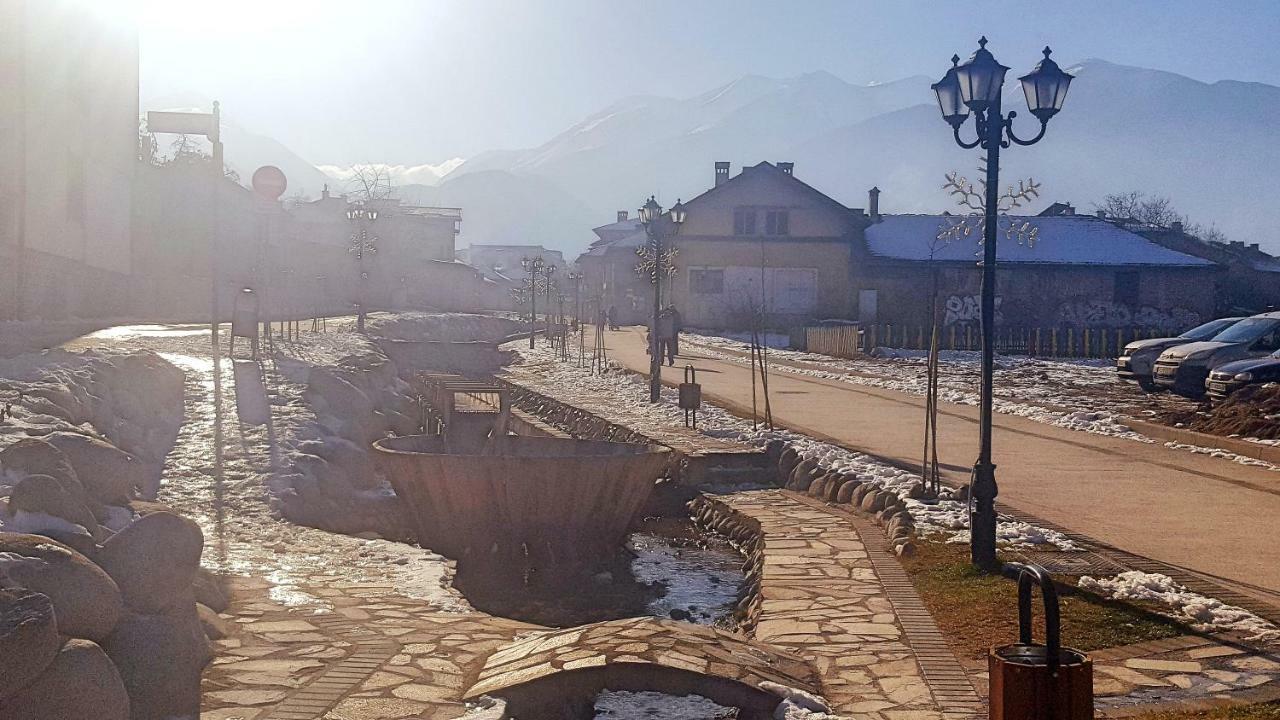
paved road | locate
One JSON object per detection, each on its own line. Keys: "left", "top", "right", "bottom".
{"left": 603, "top": 327, "right": 1280, "bottom": 594}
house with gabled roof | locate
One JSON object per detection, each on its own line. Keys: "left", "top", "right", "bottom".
{"left": 578, "top": 164, "right": 1225, "bottom": 335}
{"left": 658, "top": 161, "right": 869, "bottom": 327}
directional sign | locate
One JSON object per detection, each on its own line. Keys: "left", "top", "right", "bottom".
{"left": 146, "top": 110, "right": 216, "bottom": 139}
{"left": 251, "top": 166, "right": 288, "bottom": 201}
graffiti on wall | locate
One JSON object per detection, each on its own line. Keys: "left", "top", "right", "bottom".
{"left": 1055, "top": 301, "right": 1200, "bottom": 331}
{"left": 944, "top": 295, "right": 1003, "bottom": 326}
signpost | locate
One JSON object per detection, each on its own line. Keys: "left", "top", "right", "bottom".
{"left": 251, "top": 166, "right": 288, "bottom": 344}
{"left": 145, "top": 103, "right": 223, "bottom": 359}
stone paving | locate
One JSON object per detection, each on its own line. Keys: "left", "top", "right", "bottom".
{"left": 203, "top": 575, "right": 534, "bottom": 720}
{"left": 711, "top": 489, "right": 985, "bottom": 719}
{"left": 466, "top": 616, "right": 817, "bottom": 701}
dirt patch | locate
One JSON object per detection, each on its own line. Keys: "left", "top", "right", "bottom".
{"left": 900, "top": 542, "right": 1188, "bottom": 660}
{"left": 1156, "top": 384, "right": 1280, "bottom": 441}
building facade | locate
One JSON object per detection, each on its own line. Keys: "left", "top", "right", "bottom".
{"left": 578, "top": 165, "right": 1229, "bottom": 336}
{"left": 0, "top": 0, "right": 138, "bottom": 318}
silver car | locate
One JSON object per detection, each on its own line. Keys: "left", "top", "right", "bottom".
{"left": 1116, "top": 317, "right": 1242, "bottom": 391}
{"left": 1152, "top": 312, "right": 1280, "bottom": 396}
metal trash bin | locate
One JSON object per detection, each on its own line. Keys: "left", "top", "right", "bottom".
{"left": 989, "top": 563, "right": 1093, "bottom": 720}
{"left": 679, "top": 364, "right": 701, "bottom": 428}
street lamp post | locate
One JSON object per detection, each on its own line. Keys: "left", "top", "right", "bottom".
{"left": 636, "top": 197, "right": 687, "bottom": 403}
{"left": 347, "top": 204, "right": 379, "bottom": 332}
{"left": 520, "top": 256, "right": 546, "bottom": 349}
{"left": 932, "top": 38, "right": 1073, "bottom": 570}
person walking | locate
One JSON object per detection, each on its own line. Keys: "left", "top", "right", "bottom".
{"left": 655, "top": 307, "right": 675, "bottom": 366}
{"left": 667, "top": 305, "right": 683, "bottom": 366}
{"left": 606, "top": 304, "right": 619, "bottom": 331}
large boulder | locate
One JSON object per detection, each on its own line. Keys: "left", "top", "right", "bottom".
{"left": 0, "top": 588, "right": 61, "bottom": 702}
{"left": 192, "top": 568, "right": 230, "bottom": 613}
{"left": 43, "top": 432, "right": 144, "bottom": 505}
{"left": 788, "top": 459, "right": 818, "bottom": 491}
{"left": 0, "top": 639, "right": 129, "bottom": 720}
{"left": 103, "top": 608, "right": 211, "bottom": 720}
{"left": 0, "top": 438, "right": 82, "bottom": 494}
{"left": 0, "top": 533, "right": 122, "bottom": 642}
{"left": 835, "top": 477, "right": 861, "bottom": 503}
{"left": 96, "top": 512, "right": 203, "bottom": 615}
{"left": 9, "top": 475, "right": 100, "bottom": 535}
{"left": 777, "top": 447, "right": 800, "bottom": 480}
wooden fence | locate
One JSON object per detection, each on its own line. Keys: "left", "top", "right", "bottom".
{"left": 805, "top": 323, "right": 1177, "bottom": 360}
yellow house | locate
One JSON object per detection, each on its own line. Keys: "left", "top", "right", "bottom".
{"left": 667, "top": 162, "right": 868, "bottom": 328}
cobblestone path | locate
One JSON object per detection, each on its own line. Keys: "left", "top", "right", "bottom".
{"left": 716, "top": 490, "right": 984, "bottom": 720}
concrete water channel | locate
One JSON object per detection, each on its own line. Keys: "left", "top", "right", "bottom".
{"left": 59, "top": 321, "right": 791, "bottom": 719}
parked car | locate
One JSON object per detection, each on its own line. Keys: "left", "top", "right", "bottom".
{"left": 1152, "top": 312, "right": 1280, "bottom": 396}
{"left": 1116, "top": 317, "right": 1243, "bottom": 390}
{"left": 1205, "top": 349, "right": 1280, "bottom": 401}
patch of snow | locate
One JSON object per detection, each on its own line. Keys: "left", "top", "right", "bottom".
{"left": 1163, "top": 441, "right": 1280, "bottom": 472}
{"left": 1079, "top": 571, "right": 1279, "bottom": 643}
{"left": 506, "top": 341, "right": 1075, "bottom": 550}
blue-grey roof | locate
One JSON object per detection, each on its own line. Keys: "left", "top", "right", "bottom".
{"left": 867, "top": 215, "right": 1216, "bottom": 267}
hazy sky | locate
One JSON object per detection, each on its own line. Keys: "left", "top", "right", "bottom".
{"left": 137, "top": 0, "right": 1280, "bottom": 167}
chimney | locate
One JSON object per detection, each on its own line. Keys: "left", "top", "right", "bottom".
{"left": 1063, "top": 203, "right": 1075, "bottom": 215}
{"left": 1171, "top": 220, "right": 1183, "bottom": 233}
{"left": 1095, "top": 210, "right": 1106, "bottom": 219}
{"left": 777, "top": 162, "right": 794, "bottom": 175}
{"left": 714, "top": 161, "right": 730, "bottom": 187}
{"left": 868, "top": 186, "right": 881, "bottom": 220}
{"left": 1249, "top": 243, "right": 1261, "bottom": 251}
{"left": 617, "top": 210, "right": 629, "bottom": 223}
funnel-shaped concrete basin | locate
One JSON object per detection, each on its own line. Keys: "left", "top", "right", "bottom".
{"left": 373, "top": 435, "right": 671, "bottom": 563}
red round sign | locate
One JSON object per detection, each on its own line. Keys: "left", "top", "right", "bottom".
{"left": 251, "top": 165, "right": 287, "bottom": 200}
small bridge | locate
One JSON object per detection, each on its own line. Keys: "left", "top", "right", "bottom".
{"left": 464, "top": 617, "right": 819, "bottom": 718}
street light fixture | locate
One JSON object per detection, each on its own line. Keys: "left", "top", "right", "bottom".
{"left": 347, "top": 203, "right": 379, "bottom": 332}
{"left": 931, "top": 37, "right": 1072, "bottom": 571}
{"left": 636, "top": 196, "right": 686, "bottom": 403}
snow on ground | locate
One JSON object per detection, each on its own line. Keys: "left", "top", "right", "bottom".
{"left": 506, "top": 341, "right": 1076, "bottom": 550}
{"left": 57, "top": 324, "right": 468, "bottom": 610}
{"left": 681, "top": 332, "right": 1280, "bottom": 471}
{"left": 1080, "top": 571, "right": 1280, "bottom": 644}
{"left": 682, "top": 332, "right": 1151, "bottom": 441}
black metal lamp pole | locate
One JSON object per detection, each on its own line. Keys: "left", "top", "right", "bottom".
{"left": 932, "top": 38, "right": 1073, "bottom": 570}
{"left": 520, "top": 256, "right": 543, "bottom": 349}
{"left": 637, "top": 197, "right": 686, "bottom": 402}
{"left": 347, "top": 205, "right": 379, "bottom": 333}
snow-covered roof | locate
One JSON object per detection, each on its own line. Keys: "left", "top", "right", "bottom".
{"left": 592, "top": 218, "right": 643, "bottom": 234}
{"left": 867, "top": 215, "right": 1216, "bottom": 267}
{"left": 582, "top": 230, "right": 647, "bottom": 257}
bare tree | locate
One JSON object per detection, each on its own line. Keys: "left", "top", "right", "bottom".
{"left": 1094, "top": 191, "right": 1230, "bottom": 243}
{"left": 1094, "top": 191, "right": 1181, "bottom": 227}
{"left": 344, "top": 164, "right": 395, "bottom": 203}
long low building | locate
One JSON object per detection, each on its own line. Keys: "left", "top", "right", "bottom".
{"left": 578, "top": 161, "right": 1263, "bottom": 334}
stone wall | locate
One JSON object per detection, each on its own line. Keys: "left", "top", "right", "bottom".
{"left": 0, "top": 350, "right": 220, "bottom": 720}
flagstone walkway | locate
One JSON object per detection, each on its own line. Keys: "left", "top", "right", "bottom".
{"left": 709, "top": 489, "right": 986, "bottom": 720}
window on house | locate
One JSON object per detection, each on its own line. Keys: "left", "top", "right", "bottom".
{"left": 765, "top": 210, "right": 790, "bottom": 236}
{"left": 689, "top": 268, "right": 725, "bottom": 294}
{"left": 733, "top": 208, "right": 757, "bottom": 235}
{"left": 1114, "top": 271, "right": 1140, "bottom": 307}
{"left": 66, "top": 152, "right": 85, "bottom": 224}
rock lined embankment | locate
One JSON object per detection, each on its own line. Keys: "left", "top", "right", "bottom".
{"left": 0, "top": 349, "right": 222, "bottom": 720}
